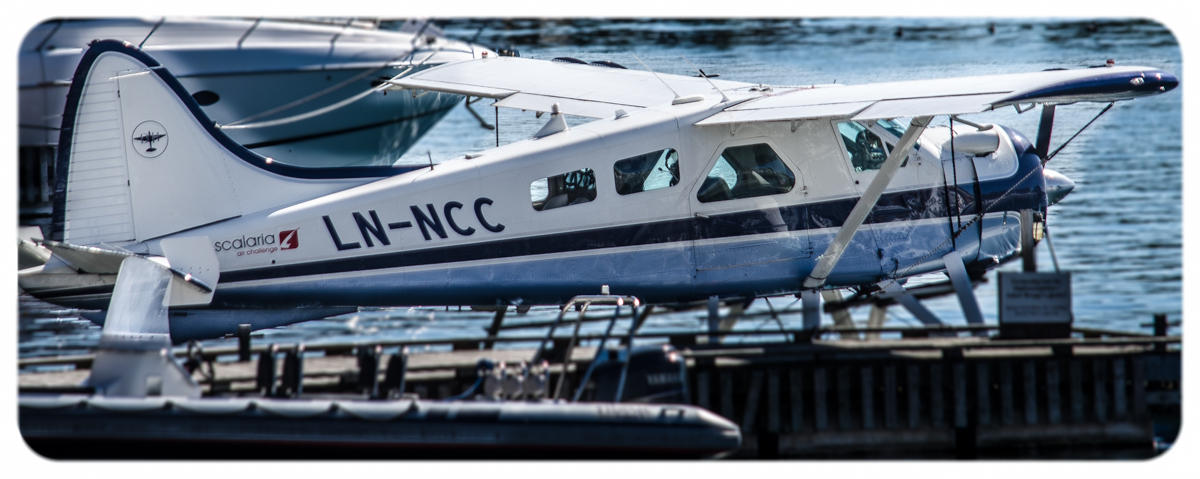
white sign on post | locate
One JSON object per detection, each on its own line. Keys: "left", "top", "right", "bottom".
{"left": 998, "top": 272, "right": 1072, "bottom": 325}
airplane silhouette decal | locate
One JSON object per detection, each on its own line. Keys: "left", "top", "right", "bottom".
{"left": 131, "top": 120, "right": 168, "bottom": 157}
{"left": 135, "top": 130, "right": 166, "bottom": 152}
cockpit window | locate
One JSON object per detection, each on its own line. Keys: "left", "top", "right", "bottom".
{"left": 838, "top": 120, "right": 916, "bottom": 172}
{"left": 614, "top": 148, "right": 680, "bottom": 195}
{"left": 697, "top": 143, "right": 795, "bottom": 203}
{"left": 531, "top": 168, "right": 597, "bottom": 211}
{"left": 876, "top": 118, "right": 921, "bottom": 156}
{"left": 838, "top": 121, "right": 888, "bottom": 171}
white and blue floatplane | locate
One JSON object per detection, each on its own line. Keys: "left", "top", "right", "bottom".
{"left": 17, "top": 39, "right": 1179, "bottom": 342}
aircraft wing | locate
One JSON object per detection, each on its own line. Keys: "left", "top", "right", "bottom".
{"left": 388, "top": 57, "right": 754, "bottom": 118}
{"left": 697, "top": 65, "right": 1179, "bottom": 126}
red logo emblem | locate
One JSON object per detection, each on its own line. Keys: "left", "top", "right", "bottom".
{"left": 279, "top": 229, "right": 299, "bottom": 250}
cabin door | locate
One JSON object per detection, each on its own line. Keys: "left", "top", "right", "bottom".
{"left": 689, "top": 138, "right": 812, "bottom": 285}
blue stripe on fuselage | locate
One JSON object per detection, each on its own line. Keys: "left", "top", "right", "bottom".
{"left": 212, "top": 214, "right": 1021, "bottom": 307}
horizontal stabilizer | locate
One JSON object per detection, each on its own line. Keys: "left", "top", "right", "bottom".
{"left": 38, "top": 240, "right": 134, "bottom": 274}
{"left": 37, "top": 237, "right": 216, "bottom": 306}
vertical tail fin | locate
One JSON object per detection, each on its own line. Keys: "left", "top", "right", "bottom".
{"left": 50, "top": 40, "right": 412, "bottom": 245}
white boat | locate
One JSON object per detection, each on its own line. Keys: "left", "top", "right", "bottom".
{"left": 20, "top": 18, "right": 497, "bottom": 168}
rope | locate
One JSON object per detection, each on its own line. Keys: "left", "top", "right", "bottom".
{"left": 221, "top": 21, "right": 434, "bottom": 128}
{"left": 218, "top": 87, "right": 383, "bottom": 130}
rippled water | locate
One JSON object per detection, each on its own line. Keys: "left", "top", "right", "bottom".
{"left": 19, "top": 18, "right": 1181, "bottom": 361}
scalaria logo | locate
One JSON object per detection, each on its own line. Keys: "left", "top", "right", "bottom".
{"left": 279, "top": 229, "right": 299, "bottom": 250}
{"left": 214, "top": 230, "right": 299, "bottom": 256}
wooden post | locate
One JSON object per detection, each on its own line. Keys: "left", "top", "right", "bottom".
{"left": 884, "top": 365, "right": 898, "bottom": 429}
{"left": 742, "top": 370, "right": 765, "bottom": 434}
{"left": 1000, "top": 361, "right": 1015, "bottom": 426}
{"left": 1046, "top": 360, "right": 1062, "bottom": 424}
{"left": 930, "top": 364, "right": 945, "bottom": 428}
{"left": 861, "top": 365, "right": 875, "bottom": 430}
{"left": 1131, "top": 356, "right": 1147, "bottom": 419}
{"left": 767, "top": 368, "right": 781, "bottom": 434}
{"left": 696, "top": 371, "right": 711, "bottom": 410}
{"left": 1069, "top": 360, "right": 1084, "bottom": 423}
{"left": 953, "top": 363, "right": 968, "bottom": 428}
{"left": 975, "top": 362, "right": 991, "bottom": 427}
{"left": 814, "top": 367, "right": 829, "bottom": 431}
{"left": 837, "top": 366, "right": 853, "bottom": 430}
{"left": 1093, "top": 359, "right": 1108, "bottom": 423}
{"left": 1153, "top": 313, "right": 1168, "bottom": 353}
{"left": 1112, "top": 358, "right": 1128, "bottom": 420}
{"left": 1023, "top": 360, "right": 1038, "bottom": 425}
{"left": 906, "top": 364, "right": 921, "bottom": 429}
{"left": 789, "top": 368, "right": 805, "bottom": 433}
{"left": 720, "top": 370, "right": 734, "bottom": 420}
{"left": 237, "top": 324, "right": 252, "bottom": 362}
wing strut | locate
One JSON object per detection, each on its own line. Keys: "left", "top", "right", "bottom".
{"left": 802, "top": 116, "right": 933, "bottom": 290}
{"left": 1034, "top": 105, "right": 1056, "bottom": 161}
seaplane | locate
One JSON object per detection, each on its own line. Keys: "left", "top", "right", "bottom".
{"left": 17, "top": 39, "right": 1178, "bottom": 342}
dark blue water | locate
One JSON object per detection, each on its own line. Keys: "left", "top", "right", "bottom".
{"left": 19, "top": 18, "right": 1181, "bottom": 362}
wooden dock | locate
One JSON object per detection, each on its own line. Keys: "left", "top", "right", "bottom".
{"left": 19, "top": 325, "right": 1180, "bottom": 459}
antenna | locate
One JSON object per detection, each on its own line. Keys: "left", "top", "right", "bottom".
{"left": 631, "top": 53, "right": 703, "bottom": 105}
{"left": 681, "top": 56, "right": 730, "bottom": 103}
{"left": 427, "top": 151, "right": 434, "bottom": 170}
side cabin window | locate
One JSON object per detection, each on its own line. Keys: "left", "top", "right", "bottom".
{"left": 697, "top": 143, "right": 795, "bottom": 203}
{"left": 613, "top": 148, "right": 680, "bottom": 195}
{"left": 531, "top": 168, "right": 597, "bottom": 211}
{"left": 838, "top": 120, "right": 917, "bottom": 172}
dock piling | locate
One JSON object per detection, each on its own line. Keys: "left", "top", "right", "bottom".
{"left": 906, "top": 364, "right": 921, "bottom": 428}
{"left": 1153, "top": 313, "right": 1168, "bottom": 353}
{"left": 813, "top": 367, "right": 828, "bottom": 431}
{"left": 789, "top": 368, "right": 804, "bottom": 433}
{"left": 1023, "top": 361, "right": 1038, "bottom": 425}
{"left": 1113, "top": 358, "right": 1128, "bottom": 420}
{"left": 1046, "top": 360, "right": 1062, "bottom": 424}
{"left": 767, "top": 368, "right": 781, "bottom": 434}
{"left": 742, "top": 370, "right": 764, "bottom": 434}
{"left": 382, "top": 348, "right": 409, "bottom": 399}
{"left": 237, "top": 324, "right": 251, "bottom": 362}
{"left": 255, "top": 344, "right": 278, "bottom": 396}
{"left": 280, "top": 343, "right": 304, "bottom": 398}
{"left": 861, "top": 365, "right": 875, "bottom": 430}
{"left": 720, "top": 370, "right": 734, "bottom": 420}
{"left": 930, "top": 364, "right": 945, "bottom": 428}
{"left": 975, "top": 362, "right": 990, "bottom": 426}
{"left": 358, "top": 345, "right": 381, "bottom": 398}
{"left": 999, "top": 361, "right": 1014, "bottom": 425}
{"left": 1093, "top": 359, "right": 1108, "bottom": 423}
{"left": 837, "top": 366, "right": 852, "bottom": 430}
{"left": 1069, "top": 360, "right": 1084, "bottom": 423}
